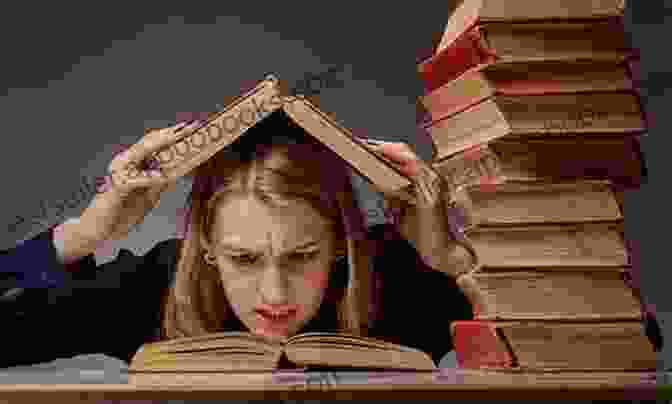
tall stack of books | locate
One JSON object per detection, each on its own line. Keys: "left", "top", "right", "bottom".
{"left": 417, "top": 0, "right": 659, "bottom": 371}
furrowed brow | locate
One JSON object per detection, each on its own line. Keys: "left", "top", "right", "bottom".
{"left": 217, "top": 239, "right": 320, "bottom": 254}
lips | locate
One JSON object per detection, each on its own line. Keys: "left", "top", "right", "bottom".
{"left": 254, "top": 307, "right": 298, "bottom": 334}
{"left": 255, "top": 309, "right": 295, "bottom": 322}
{"left": 257, "top": 310, "right": 292, "bottom": 320}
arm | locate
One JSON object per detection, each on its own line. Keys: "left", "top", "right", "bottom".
{"left": 52, "top": 217, "right": 104, "bottom": 265}
{"left": 0, "top": 226, "right": 178, "bottom": 368}
{"left": 0, "top": 217, "right": 107, "bottom": 291}
{"left": 356, "top": 140, "right": 479, "bottom": 278}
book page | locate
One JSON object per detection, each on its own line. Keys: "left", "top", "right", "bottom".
{"left": 287, "top": 333, "right": 425, "bottom": 353}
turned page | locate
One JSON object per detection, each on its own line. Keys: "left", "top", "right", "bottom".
{"left": 283, "top": 333, "right": 436, "bottom": 370}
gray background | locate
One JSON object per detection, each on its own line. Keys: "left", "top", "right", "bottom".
{"left": 0, "top": 0, "right": 670, "bottom": 398}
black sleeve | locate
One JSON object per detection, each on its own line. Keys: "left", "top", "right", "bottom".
{"left": 367, "top": 224, "right": 473, "bottom": 365}
{"left": 0, "top": 229, "right": 180, "bottom": 368}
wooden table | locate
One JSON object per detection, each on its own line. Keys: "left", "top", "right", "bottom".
{"left": 0, "top": 369, "right": 669, "bottom": 401}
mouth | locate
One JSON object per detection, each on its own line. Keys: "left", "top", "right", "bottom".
{"left": 254, "top": 308, "right": 298, "bottom": 333}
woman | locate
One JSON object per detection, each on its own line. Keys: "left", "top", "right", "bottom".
{"left": 0, "top": 111, "right": 478, "bottom": 368}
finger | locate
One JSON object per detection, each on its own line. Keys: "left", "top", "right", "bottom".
{"left": 135, "top": 120, "right": 202, "bottom": 161}
{"left": 107, "top": 169, "right": 179, "bottom": 194}
{"left": 356, "top": 139, "right": 412, "bottom": 163}
{"left": 370, "top": 143, "right": 417, "bottom": 165}
{"left": 109, "top": 121, "right": 202, "bottom": 173}
{"left": 354, "top": 137, "right": 421, "bottom": 179}
{"left": 380, "top": 143, "right": 416, "bottom": 158}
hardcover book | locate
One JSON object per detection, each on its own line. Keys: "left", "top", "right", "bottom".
{"left": 451, "top": 320, "right": 656, "bottom": 371}
{"left": 421, "top": 59, "right": 634, "bottom": 120}
{"left": 463, "top": 269, "right": 641, "bottom": 321}
{"left": 419, "top": 20, "right": 630, "bottom": 93}
{"left": 149, "top": 75, "right": 416, "bottom": 203}
{"left": 462, "top": 180, "right": 623, "bottom": 226}
{"left": 423, "top": 92, "right": 644, "bottom": 160}
{"left": 485, "top": 137, "right": 647, "bottom": 188}
{"left": 435, "top": 0, "right": 627, "bottom": 55}
{"left": 128, "top": 332, "right": 436, "bottom": 372}
{"left": 468, "top": 221, "right": 629, "bottom": 268}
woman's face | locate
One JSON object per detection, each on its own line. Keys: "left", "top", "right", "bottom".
{"left": 208, "top": 194, "right": 338, "bottom": 339}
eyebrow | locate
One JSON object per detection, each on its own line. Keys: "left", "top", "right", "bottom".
{"left": 217, "top": 239, "right": 321, "bottom": 254}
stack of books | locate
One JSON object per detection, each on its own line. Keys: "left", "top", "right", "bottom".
{"left": 417, "top": 0, "right": 658, "bottom": 371}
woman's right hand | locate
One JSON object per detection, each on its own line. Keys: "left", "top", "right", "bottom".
{"left": 76, "top": 120, "right": 202, "bottom": 245}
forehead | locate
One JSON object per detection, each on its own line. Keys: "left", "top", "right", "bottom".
{"left": 211, "top": 194, "right": 332, "bottom": 246}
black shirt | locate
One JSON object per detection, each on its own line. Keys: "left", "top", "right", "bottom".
{"left": 0, "top": 224, "right": 472, "bottom": 368}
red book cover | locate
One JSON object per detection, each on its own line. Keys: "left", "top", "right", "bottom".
{"left": 422, "top": 61, "right": 636, "bottom": 123}
{"left": 418, "top": 27, "right": 494, "bottom": 94}
{"left": 420, "top": 17, "right": 630, "bottom": 95}
{"left": 421, "top": 67, "right": 489, "bottom": 122}
{"left": 451, "top": 321, "right": 514, "bottom": 369}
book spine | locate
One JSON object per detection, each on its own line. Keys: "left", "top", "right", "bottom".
{"left": 480, "top": 0, "right": 627, "bottom": 21}
{"left": 469, "top": 221, "right": 630, "bottom": 268}
{"left": 497, "top": 93, "right": 645, "bottom": 136}
{"left": 149, "top": 76, "right": 283, "bottom": 179}
{"left": 493, "top": 70, "right": 634, "bottom": 95}
{"left": 451, "top": 321, "right": 515, "bottom": 369}
{"left": 427, "top": 99, "right": 510, "bottom": 161}
{"left": 491, "top": 137, "right": 646, "bottom": 188}
{"left": 421, "top": 68, "right": 493, "bottom": 122}
{"left": 419, "top": 27, "right": 495, "bottom": 94}
{"left": 464, "top": 181, "right": 623, "bottom": 226}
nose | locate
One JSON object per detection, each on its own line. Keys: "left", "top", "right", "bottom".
{"left": 258, "top": 265, "right": 290, "bottom": 306}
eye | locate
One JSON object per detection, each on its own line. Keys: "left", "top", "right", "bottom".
{"left": 230, "top": 254, "right": 261, "bottom": 266}
{"left": 289, "top": 250, "right": 320, "bottom": 261}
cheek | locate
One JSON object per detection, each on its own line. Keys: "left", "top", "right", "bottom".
{"left": 303, "top": 269, "right": 329, "bottom": 289}
{"left": 292, "top": 267, "right": 330, "bottom": 313}
{"left": 292, "top": 270, "right": 329, "bottom": 322}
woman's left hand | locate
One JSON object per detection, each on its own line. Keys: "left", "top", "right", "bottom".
{"left": 359, "top": 140, "right": 478, "bottom": 277}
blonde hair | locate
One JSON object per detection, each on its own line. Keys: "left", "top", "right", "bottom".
{"left": 160, "top": 111, "right": 371, "bottom": 340}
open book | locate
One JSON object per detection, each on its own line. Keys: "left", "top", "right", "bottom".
{"left": 147, "top": 75, "right": 417, "bottom": 204}
{"left": 127, "top": 332, "right": 436, "bottom": 372}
